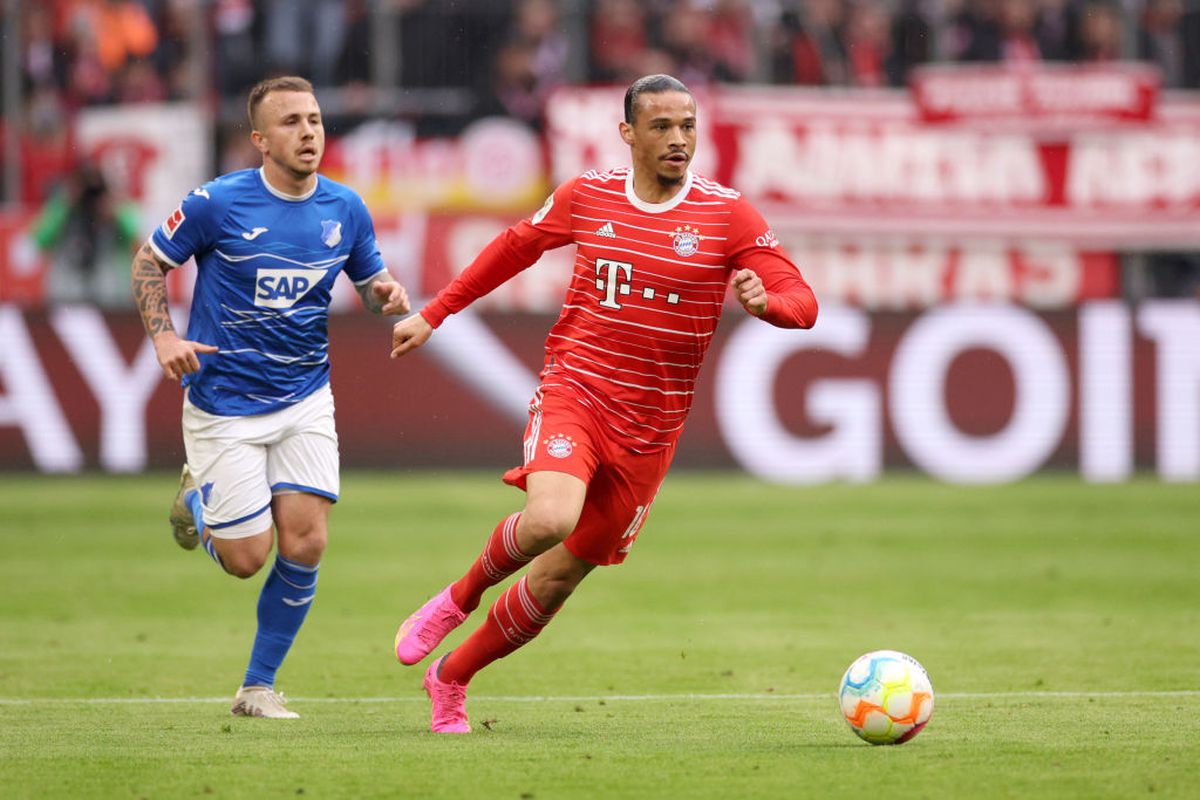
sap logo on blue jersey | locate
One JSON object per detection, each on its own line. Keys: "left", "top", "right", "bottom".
{"left": 254, "top": 268, "right": 325, "bottom": 308}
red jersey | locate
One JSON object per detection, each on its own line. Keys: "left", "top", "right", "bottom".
{"left": 421, "top": 168, "right": 818, "bottom": 451}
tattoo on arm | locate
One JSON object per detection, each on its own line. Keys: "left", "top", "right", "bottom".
{"left": 357, "top": 273, "right": 387, "bottom": 315}
{"left": 131, "top": 243, "right": 175, "bottom": 338}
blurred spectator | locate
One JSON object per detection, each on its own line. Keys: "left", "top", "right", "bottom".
{"left": 589, "top": 0, "right": 652, "bottom": 83}
{"left": 889, "top": 0, "right": 933, "bottom": 85}
{"left": 153, "top": 0, "right": 200, "bottom": 101}
{"left": 30, "top": 159, "right": 140, "bottom": 307}
{"left": 117, "top": 57, "right": 168, "bottom": 103}
{"left": 213, "top": 0, "right": 263, "bottom": 97}
{"left": 770, "top": 0, "right": 849, "bottom": 86}
{"left": 397, "top": 0, "right": 512, "bottom": 90}
{"left": 843, "top": 0, "right": 893, "bottom": 87}
{"left": 944, "top": 0, "right": 997, "bottom": 62}
{"left": 1185, "top": 4, "right": 1200, "bottom": 88}
{"left": 479, "top": 0, "right": 569, "bottom": 128}
{"left": 337, "top": 0, "right": 375, "bottom": 86}
{"left": 516, "top": 0, "right": 569, "bottom": 86}
{"left": 706, "top": 0, "right": 757, "bottom": 83}
{"left": 1138, "top": 0, "right": 1187, "bottom": 87}
{"left": 1035, "top": 0, "right": 1082, "bottom": 61}
{"left": 661, "top": 2, "right": 724, "bottom": 87}
{"left": 63, "top": 0, "right": 161, "bottom": 104}
{"left": 18, "top": 87, "right": 75, "bottom": 204}
{"left": 22, "top": 4, "right": 69, "bottom": 92}
{"left": 1077, "top": 0, "right": 1124, "bottom": 62}
{"left": 265, "top": 0, "right": 348, "bottom": 88}
{"left": 956, "top": 0, "right": 1042, "bottom": 63}
{"left": 484, "top": 40, "right": 546, "bottom": 126}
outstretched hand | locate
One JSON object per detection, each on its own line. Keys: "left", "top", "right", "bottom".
{"left": 732, "top": 269, "right": 768, "bottom": 316}
{"left": 390, "top": 313, "right": 433, "bottom": 359}
{"left": 153, "top": 332, "right": 218, "bottom": 381}
{"left": 372, "top": 279, "right": 411, "bottom": 316}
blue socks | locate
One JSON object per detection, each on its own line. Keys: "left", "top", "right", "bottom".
{"left": 185, "top": 490, "right": 225, "bottom": 569}
{"left": 183, "top": 491, "right": 318, "bottom": 689}
{"left": 243, "top": 555, "right": 319, "bottom": 689}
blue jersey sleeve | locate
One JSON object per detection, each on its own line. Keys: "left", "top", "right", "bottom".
{"left": 344, "top": 194, "right": 387, "bottom": 284}
{"left": 149, "top": 183, "right": 225, "bottom": 267}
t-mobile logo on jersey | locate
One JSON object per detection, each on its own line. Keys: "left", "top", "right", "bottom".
{"left": 595, "top": 258, "right": 681, "bottom": 310}
{"left": 595, "top": 258, "right": 633, "bottom": 309}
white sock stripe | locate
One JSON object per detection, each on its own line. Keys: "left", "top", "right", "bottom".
{"left": 276, "top": 555, "right": 319, "bottom": 573}
{"left": 273, "top": 566, "right": 318, "bottom": 591}
{"left": 502, "top": 513, "right": 530, "bottom": 563}
{"left": 480, "top": 552, "right": 506, "bottom": 581}
{"left": 492, "top": 590, "right": 534, "bottom": 645}
{"left": 480, "top": 513, "right": 527, "bottom": 581}
{"left": 506, "top": 587, "right": 541, "bottom": 638}
{"left": 515, "top": 577, "right": 554, "bottom": 625}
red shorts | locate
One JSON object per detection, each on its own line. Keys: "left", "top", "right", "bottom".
{"left": 503, "top": 387, "right": 676, "bottom": 566}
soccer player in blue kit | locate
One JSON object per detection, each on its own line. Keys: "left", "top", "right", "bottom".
{"left": 130, "top": 76, "right": 410, "bottom": 718}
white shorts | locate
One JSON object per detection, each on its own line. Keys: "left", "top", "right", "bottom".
{"left": 182, "top": 383, "right": 339, "bottom": 539}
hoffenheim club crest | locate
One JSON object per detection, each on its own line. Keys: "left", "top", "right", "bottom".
{"left": 320, "top": 220, "right": 342, "bottom": 248}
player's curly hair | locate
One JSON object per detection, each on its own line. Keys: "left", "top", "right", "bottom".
{"left": 247, "top": 76, "right": 315, "bottom": 129}
{"left": 624, "top": 74, "right": 691, "bottom": 124}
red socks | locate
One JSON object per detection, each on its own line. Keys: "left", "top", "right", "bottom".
{"left": 450, "top": 513, "right": 531, "bottom": 613}
{"left": 439, "top": 576, "right": 555, "bottom": 685}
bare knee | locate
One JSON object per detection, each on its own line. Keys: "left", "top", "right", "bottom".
{"left": 274, "top": 494, "right": 330, "bottom": 566}
{"left": 526, "top": 548, "right": 594, "bottom": 609}
{"left": 215, "top": 542, "right": 270, "bottom": 579}
{"left": 278, "top": 527, "right": 327, "bottom": 565}
{"left": 518, "top": 472, "right": 587, "bottom": 555}
{"left": 517, "top": 506, "right": 580, "bottom": 554}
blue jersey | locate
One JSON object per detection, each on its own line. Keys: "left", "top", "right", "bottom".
{"left": 150, "top": 168, "right": 385, "bottom": 416}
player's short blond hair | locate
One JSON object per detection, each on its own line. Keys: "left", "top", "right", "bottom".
{"left": 247, "top": 76, "right": 315, "bottom": 129}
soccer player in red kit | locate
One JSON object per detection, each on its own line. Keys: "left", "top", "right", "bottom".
{"left": 389, "top": 74, "right": 818, "bottom": 733}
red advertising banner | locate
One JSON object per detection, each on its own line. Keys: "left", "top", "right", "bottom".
{"left": 2, "top": 303, "right": 1197, "bottom": 483}
{"left": 910, "top": 62, "right": 1161, "bottom": 126}
{"left": 546, "top": 77, "right": 1200, "bottom": 249}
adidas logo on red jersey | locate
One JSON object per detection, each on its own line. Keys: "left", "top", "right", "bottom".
{"left": 595, "top": 221, "right": 616, "bottom": 238}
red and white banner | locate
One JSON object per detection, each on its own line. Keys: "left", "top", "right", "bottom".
{"left": 546, "top": 75, "right": 1200, "bottom": 249}
{"left": 910, "top": 62, "right": 1161, "bottom": 126}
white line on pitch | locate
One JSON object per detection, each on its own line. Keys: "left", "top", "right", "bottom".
{"left": 1, "top": 690, "right": 1198, "bottom": 706}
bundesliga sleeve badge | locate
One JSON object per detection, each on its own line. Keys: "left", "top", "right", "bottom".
{"left": 161, "top": 207, "right": 186, "bottom": 239}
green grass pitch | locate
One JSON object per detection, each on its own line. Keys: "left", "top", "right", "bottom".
{"left": 1, "top": 472, "right": 1198, "bottom": 798}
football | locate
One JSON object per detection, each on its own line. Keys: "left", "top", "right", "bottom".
{"left": 838, "top": 650, "right": 934, "bottom": 745}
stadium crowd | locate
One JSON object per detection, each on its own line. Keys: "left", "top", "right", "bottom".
{"left": 6, "top": 0, "right": 1200, "bottom": 300}
{"left": 14, "top": 1, "right": 1200, "bottom": 196}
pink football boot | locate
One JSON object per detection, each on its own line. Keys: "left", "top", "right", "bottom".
{"left": 394, "top": 585, "right": 468, "bottom": 665}
{"left": 424, "top": 656, "right": 470, "bottom": 733}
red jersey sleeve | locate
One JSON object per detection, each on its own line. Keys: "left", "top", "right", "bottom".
{"left": 726, "top": 196, "right": 818, "bottom": 329}
{"left": 420, "top": 178, "right": 577, "bottom": 327}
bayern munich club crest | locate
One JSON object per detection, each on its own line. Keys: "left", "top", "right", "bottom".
{"left": 544, "top": 433, "right": 576, "bottom": 459}
{"left": 670, "top": 225, "right": 702, "bottom": 257}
